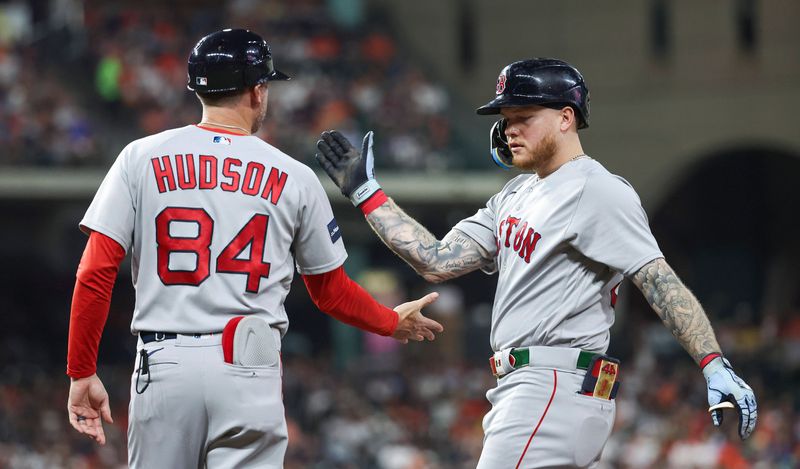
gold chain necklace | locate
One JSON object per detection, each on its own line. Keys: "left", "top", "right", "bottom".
{"left": 198, "top": 121, "right": 250, "bottom": 134}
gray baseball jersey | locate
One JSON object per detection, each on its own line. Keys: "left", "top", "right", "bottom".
{"left": 455, "top": 157, "right": 662, "bottom": 353}
{"left": 82, "top": 124, "right": 342, "bottom": 467}
{"left": 81, "top": 125, "right": 347, "bottom": 337}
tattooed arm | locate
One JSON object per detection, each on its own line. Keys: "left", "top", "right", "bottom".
{"left": 630, "top": 257, "right": 721, "bottom": 365}
{"left": 366, "top": 198, "right": 494, "bottom": 283}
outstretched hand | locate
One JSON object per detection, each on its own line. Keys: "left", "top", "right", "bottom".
{"left": 67, "top": 374, "right": 114, "bottom": 445}
{"left": 316, "top": 130, "right": 380, "bottom": 206}
{"left": 392, "top": 292, "right": 444, "bottom": 343}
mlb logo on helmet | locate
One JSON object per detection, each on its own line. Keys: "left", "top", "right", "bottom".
{"left": 496, "top": 73, "right": 507, "bottom": 95}
{"left": 213, "top": 136, "right": 231, "bottom": 145}
{"left": 197, "top": 77, "right": 208, "bottom": 85}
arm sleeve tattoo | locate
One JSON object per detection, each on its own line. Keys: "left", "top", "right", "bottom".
{"left": 631, "top": 257, "right": 722, "bottom": 364}
{"left": 365, "top": 198, "right": 494, "bottom": 283}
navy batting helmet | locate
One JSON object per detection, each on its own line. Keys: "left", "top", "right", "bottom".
{"left": 187, "top": 29, "right": 290, "bottom": 95}
{"left": 476, "top": 58, "right": 590, "bottom": 129}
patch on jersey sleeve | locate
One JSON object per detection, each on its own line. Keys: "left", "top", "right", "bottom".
{"left": 327, "top": 218, "right": 342, "bottom": 243}
{"left": 213, "top": 136, "right": 232, "bottom": 145}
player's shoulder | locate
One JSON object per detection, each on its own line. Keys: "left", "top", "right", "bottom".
{"left": 581, "top": 159, "right": 635, "bottom": 188}
{"left": 578, "top": 158, "right": 642, "bottom": 203}
{"left": 108, "top": 127, "right": 191, "bottom": 169}
{"left": 126, "top": 126, "right": 192, "bottom": 151}
{"left": 152, "top": 126, "right": 192, "bottom": 140}
{"left": 488, "top": 174, "right": 536, "bottom": 206}
{"left": 499, "top": 174, "right": 536, "bottom": 194}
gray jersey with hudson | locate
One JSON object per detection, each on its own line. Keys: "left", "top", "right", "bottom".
{"left": 81, "top": 125, "right": 347, "bottom": 337}
{"left": 455, "top": 157, "right": 662, "bottom": 353}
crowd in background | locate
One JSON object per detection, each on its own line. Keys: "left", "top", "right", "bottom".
{"left": 0, "top": 266, "right": 797, "bottom": 468}
{"left": 0, "top": 0, "right": 98, "bottom": 167}
{"left": 0, "top": 0, "right": 459, "bottom": 170}
{"left": 1, "top": 1, "right": 798, "bottom": 468}
{"left": 0, "top": 338, "right": 797, "bottom": 468}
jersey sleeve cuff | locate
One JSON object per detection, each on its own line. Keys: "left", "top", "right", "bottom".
{"left": 79, "top": 221, "right": 131, "bottom": 253}
{"left": 381, "top": 306, "right": 399, "bottom": 336}
{"left": 67, "top": 366, "right": 97, "bottom": 379}
{"left": 295, "top": 253, "right": 348, "bottom": 276}
{"left": 623, "top": 252, "right": 665, "bottom": 277}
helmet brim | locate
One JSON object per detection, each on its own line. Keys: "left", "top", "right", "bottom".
{"left": 476, "top": 95, "right": 562, "bottom": 115}
{"left": 476, "top": 95, "right": 589, "bottom": 128}
{"left": 268, "top": 69, "right": 291, "bottom": 81}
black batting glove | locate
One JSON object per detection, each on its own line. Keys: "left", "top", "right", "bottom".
{"left": 315, "top": 130, "right": 381, "bottom": 207}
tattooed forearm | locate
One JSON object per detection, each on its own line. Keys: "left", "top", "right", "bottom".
{"left": 631, "top": 258, "right": 721, "bottom": 364}
{"left": 366, "top": 198, "right": 492, "bottom": 282}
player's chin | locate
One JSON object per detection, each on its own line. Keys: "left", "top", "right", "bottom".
{"left": 511, "top": 151, "right": 535, "bottom": 171}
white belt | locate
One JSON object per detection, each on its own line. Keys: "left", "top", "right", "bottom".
{"left": 490, "top": 346, "right": 598, "bottom": 378}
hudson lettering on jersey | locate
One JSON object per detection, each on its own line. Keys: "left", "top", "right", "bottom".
{"left": 198, "top": 155, "right": 218, "bottom": 189}
{"left": 175, "top": 154, "right": 197, "bottom": 189}
{"left": 151, "top": 154, "right": 288, "bottom": 205}
{"left": 497, "top": 215, "right": 542, "bottom": 263}
{"left": 152, "top": 155, "right": 176, "bottom": 193}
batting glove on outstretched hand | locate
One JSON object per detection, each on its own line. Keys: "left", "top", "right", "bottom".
{"left": 316, "top": 130, "right": 381, "bottom": 207}
{"left": 702, "top": 355, "right": 757, "bottom": 440}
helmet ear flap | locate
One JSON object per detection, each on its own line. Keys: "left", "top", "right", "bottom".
{"left": 490, "top": 119, "right": 513, "bottom": 169}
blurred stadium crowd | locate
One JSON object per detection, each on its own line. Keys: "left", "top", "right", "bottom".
{"left": 0, "top": 0, "right": 456, "bottom": 170}
{"left": 0, "top": 267, "right": 798, "bottom": 468}
{"left": 0, "top": 1, "right": 798, "bottom": 468}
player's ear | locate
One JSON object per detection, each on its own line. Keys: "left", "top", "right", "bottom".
{"left": 560, "top": 106, "right": 576, "bottom": 132}
{"left": 250, "top": 84, "right": 265, "bottom": 108}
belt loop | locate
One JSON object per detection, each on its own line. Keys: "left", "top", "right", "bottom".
{"left": 155, "top": 332, "right": 166, "bottom": 342}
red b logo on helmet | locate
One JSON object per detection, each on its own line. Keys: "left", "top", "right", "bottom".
{"left": 496, "top": 74, "right": 507, "bottom": 95}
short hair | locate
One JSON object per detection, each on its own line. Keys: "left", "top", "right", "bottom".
{"left": 196, "top": 89, "right": 246, "bottom": 107}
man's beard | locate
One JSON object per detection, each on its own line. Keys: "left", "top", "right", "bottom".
{"left": 251, "top": 100, "right": 268, "bottom": 134}
{"left": 514, "top": 131, "right": 558, "bottom": 172}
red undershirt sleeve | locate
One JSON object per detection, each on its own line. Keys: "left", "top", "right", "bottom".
{"left": 66, "top": 231, "right": 126, "bottom": 379}
{"left": 302, "top": 266, "right": 398, "bottom": 336}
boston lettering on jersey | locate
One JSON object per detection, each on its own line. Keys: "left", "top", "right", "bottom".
{"left": 150, "top": 154, "right": 288, "bottom": 205}
{"left": 497, "top": 215, "right": 542, "bottom": 263}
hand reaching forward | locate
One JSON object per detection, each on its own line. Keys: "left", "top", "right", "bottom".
{"left": 392, "top": 292, "right": 444, "bottom": 343}
{"left": 316, "top": 130, "right": 382, "bottom": 206}
{"left": 703, "top": 356, "right": 757, "bottom": 440}
{"left": 67, "top": 373, "right": 114, "bottom": 445}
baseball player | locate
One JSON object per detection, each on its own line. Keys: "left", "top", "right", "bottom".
{"left": 315, "top": 58, "right": 758, "bottom": 468}
{"left": 65, "top": 29, "right": 443, "bottom": 468}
